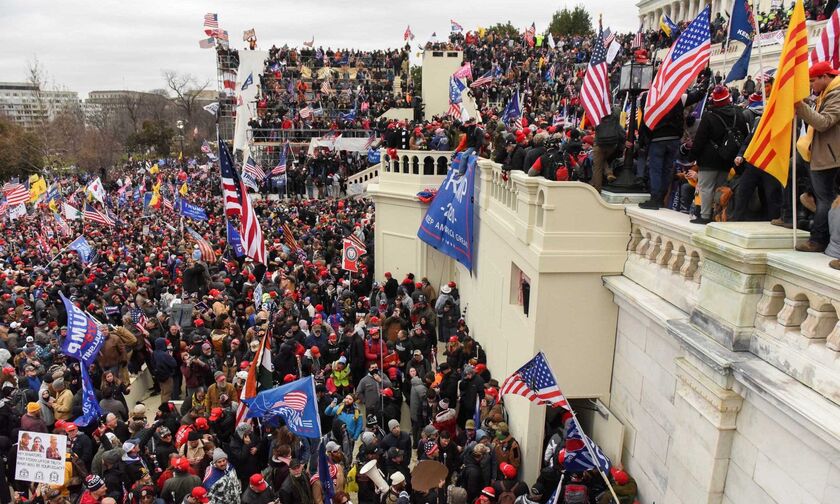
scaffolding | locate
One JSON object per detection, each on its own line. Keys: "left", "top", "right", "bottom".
{"left": 215, "top": 47, "right": 239, "bottom": 144}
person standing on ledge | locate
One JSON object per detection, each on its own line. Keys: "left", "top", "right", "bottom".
{"left": 794, "top": 61, "right": 840, "bottom": 253}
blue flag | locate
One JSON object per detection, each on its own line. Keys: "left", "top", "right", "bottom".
{"left": 244, "top": 376, "right": 322, "bottom": 438}
{"left": 59, "top": 292, "right": 105, "bottom": 365}
{"left": 500, "top": 89, "right": 521, "bottom": 125}
{"left": 68, "top": 235, "right": 93, "bottom": 264}
{"left": 725, "top": 41, "right": 753, "bottom": 83}
{"left": 417, "top": 152, "right": 476, "bottom": 271}
{"left": 177, "top": 199, "right": 208, "bottom": 220}
{"left": 227, "top": 220, "right": 245, "bottom": 258}
{"left": 367, "top": 148, "right": 381, "bottom": 165}
{"left": 564, "top": 421, "right": 612, "bottom": 473}
{"left": 75, "top": 365, "right": 104, "bottom": 426}
{"left": 727, "top": 0, "right": 755, "bottom": 46}
{"left": 242, "top": 72, "right": 254, "bottom": 90}
{"left": 318, "top": 439, "right": 336, "bottom": 504}
{"left": 659, "top": 13, "right": 679, "bottom": 39}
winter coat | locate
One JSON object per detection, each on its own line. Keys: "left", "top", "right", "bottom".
{"left": 161, "top": 472, "right": 201, "bottom": 504}
{"left": 204, "top": 465, "right": 241, "bottom": 504}
{"left": 152, "top": 339, "right": 178, "bottom": 381}
{"left": 325, "top": 403, "right": 364, "bottom": 440}
{"left": 690, "top": 104, "right": 748, "bottom": 171}
{"left": 408, "top": 376, "right": 427, "bottom": 424}
{"left": 797, "top": 78, "right": 840, "bottom": 170}
{"left": 97, "top": 333, "right": 128, "bottom": 369}
{"left": 355, "top": 373, "right": 391, "bottom": 411}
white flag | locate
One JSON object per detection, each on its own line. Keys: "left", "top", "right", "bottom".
{"left": 8, "top": 203, "right": 26, "bottom": 221}
{"left": 63, "top": 202, "right": 82, "bottom": 221}
{"left": 606, "top": 40, "right": 622, "bottom": 64}
{"left": 87, "top": 177, "right": 106, "bottom": 203}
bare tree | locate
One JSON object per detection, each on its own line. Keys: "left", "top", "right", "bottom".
{"left": 162, "top": 70, "right": 210, "bottom": 126}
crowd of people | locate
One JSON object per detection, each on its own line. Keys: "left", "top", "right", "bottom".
{"left": 0, "top": 145, "right": 641, "bottom": 504}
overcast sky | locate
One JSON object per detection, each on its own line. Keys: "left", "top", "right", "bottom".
{"left": 0, "top": 0, "right": 640, "bottom": 98}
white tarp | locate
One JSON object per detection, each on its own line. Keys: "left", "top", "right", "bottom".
{"left": 233, "top": 50, "right": 269, "bottom": 156}
{"left": 307, "top": 137, "right": 372, "bottom": 155}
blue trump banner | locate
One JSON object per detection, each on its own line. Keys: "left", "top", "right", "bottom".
{"left": 68, "top": 236, "right": 93, "bottom": 264}
{"left": 564, "top": 421, "right": 612, "bottom": 473}
{"left": 244, "top": 376, "right": 321, "bottom": 438}
{"left": 177, "top": 199, "right": 208, "bottom": 220}
{"left": 417, "top": 152, "right": 476, "bottom": 271}
{"left": 725, "top": 41, "right": 753, "bottom": 83}
{"left": 59, "top": 292, "right": 105, "bottom": 365}
{"left": 318, "top": 438, "right": 336, "bottom": 504}
{"left": 227, "top": 219, "right": 245, "bottom": 257}
{"left": 75, "top": 365, "right": 104, "bottom": 426}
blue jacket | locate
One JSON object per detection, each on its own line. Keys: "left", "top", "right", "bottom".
{"left": 325, "top": 403, "right": 364, "bottom": 440}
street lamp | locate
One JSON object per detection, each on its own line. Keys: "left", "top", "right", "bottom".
{"left": 176, "top": 120, "right": 185, "bottom": 164}
{"left": 611, "top": 58, "right": 654, "bottom": 191}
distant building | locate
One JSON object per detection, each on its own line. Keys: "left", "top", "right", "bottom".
{"left": 0, "top": 81, "right": 80, "bottom": 128}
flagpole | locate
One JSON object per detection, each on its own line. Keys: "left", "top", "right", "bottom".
{"left": 792, "top": 119, "right": 798, "bottom": 248}
{"left": 538, "top": 352, "right": 620, "bottom": 503}
{"left": 722, "top": 0, "right": 734, "bottom": 77}
{"left": 751, "top": 0, "right": 767, "bottom": 103}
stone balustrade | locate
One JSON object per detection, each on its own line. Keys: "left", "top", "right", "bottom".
{"left": 625, "top": 207, "right": 705, "bottom": 313}
{"left": 381, "top": 149, "right": 452, "bottom": 177}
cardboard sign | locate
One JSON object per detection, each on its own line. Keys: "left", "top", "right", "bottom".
{"left": 15, "top": 431, "right": 67, "bottom": 485}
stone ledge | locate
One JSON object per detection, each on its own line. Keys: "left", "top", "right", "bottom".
{"left": 603, "top": 275, "right": 688, "bottom": 328}
{"left": 733, "top": 358, "right": 840, "bottom": 453}
{"left": 668, "top": 319, "right": 749, "bottom": 375}
{"left": 626, "top": 206, "right": 704, "bottom": 246}
{"left": 705, "top": 222, "right": 808, "bottom": 250}
{"left": 765, "top": 250, "right": 840, "bottom": 299}
{"left": 601, "top": 191, "right": 649, "bottom": 205}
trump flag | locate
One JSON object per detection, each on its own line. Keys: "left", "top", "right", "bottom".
{"left": 59, "top": 292, "right": 105, "bottom": 365}
{"left": 417, "top": 152, "right": 476, "bottom": 271}
{"left": 244, "top": 376, "right": 321, "bottom": 438}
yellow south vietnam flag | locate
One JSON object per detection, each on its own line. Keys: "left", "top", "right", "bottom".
{"left": 149, "top": 180, "right": 162, "bottom": 207}
{"left": 743, "top": 0, "right": 810, "bottom": 186}
{"left": 29, "top": 174, "right": 46, "bottom": 203}
{"left": 149, "top": 163, "right": 159, "bottom": 175}
{"left": 179, "top": 182, "right": 188, "bottom": 196}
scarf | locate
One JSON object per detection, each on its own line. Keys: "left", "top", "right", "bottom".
{"left": 797, "top": 75, "right": 840, "bottom": 161}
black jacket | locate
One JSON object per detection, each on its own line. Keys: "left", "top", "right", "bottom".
{"left": 690, "top": 104, "right": 749, "bottom": 171}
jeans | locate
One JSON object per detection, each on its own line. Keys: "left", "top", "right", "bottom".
{"left": 733, "top": 165, "right": 782, "bottom": 221}
{"left": 646, "top": 139, "right": 680, "bottom": 202}
{"left": 810, "top": 168, "right": 839, "bottom": 244}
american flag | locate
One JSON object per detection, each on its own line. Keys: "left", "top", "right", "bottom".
{"left": 580, "top": 28, "right": 612, "bottom": 127}
{"left": 220, "top": 143, "right": 242, "bottom": 216}
{"left": 602, "top": 27, "right": 615, "bottom": 47}
{"left": 363, "top": 133, "right": 376, "bottom": 150}
{"left": 243, "top": 156, "right": 266, "bottom": 181}
{"left": 524, "top": 22, "right": 536, "bottom": 47}
{"left": 299, "top": 106, "right": 313, "bottom": 119}
{"left": 345, "top": 233, "right": 366, "bottom": 254}
{"left": 220, "top": 138, "right": 265, "bottom": 264}
{"left": 282, "top": 223, "right": 307, "bottom": 262}
{"left": 162, "top": 198, "right": 174, "bottom": 212}
{"left": 644, "top": 6, "right": 711, "bottom": 129}
{"left": 321, "top": 80, "right": 332, "bottom": 95}
{"left": 271, "top": 143, "right": 289, "bottom": 176}
{"left": 404, "top": 25, "right": 414, "bottom": 41}
{"left": 3, "top": 183, "right": 29, "bottom": 206}
{"left": 53, "top": 212, "right": 71, "bottom": 237}
{"left": 632, "top": 24, "right": 645, "bottom": 49}
{"left": 186, "top": 225, "right": 217, "bottom": 263}
{"left": 470, "top": 70, "right": 495, "bottom": 88}
{"left": 201, "top": 140, "right": 211, "bottom": 154}
{"left": 130, "top": 307, "right": 150, "bottom": 337}
{"left": 203, "top": 13, "right": 218, "bottom": 35}
{"left": 500, "top": 352, "right": 569, "bottom": 408}
{"left": 447, "top": 76, "right": 465, "bottom": 117}
{"left": 83, "top": 203, "right": 114, "bottom": 226}
{"left": 810, "top": 7, "right": 839, "bottom": 68}
{"left": 500, "top": 88, "right": 522, "bottom": 128}
{"left": 450, "top": 19, "right": 463, "bottom": 32}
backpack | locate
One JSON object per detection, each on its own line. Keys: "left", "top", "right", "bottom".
{"left": 498, "top": 491, "right": 517, "bottom": 504}
{"left": 710, "top": 111, "right": 745, "bottom": 164}
{"left": 713, "top": 185, "right": 735, "bottom": 222}
{"left": 563, "top": 483, "right": 589, "bottom": 504}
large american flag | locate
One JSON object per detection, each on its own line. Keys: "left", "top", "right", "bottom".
{"left": 470, "top": 70, "right": 495, "bottom": 89}
{"left": 580, "top": 28, "right": 612, "bottom": 127}
{"left": 83, "top": 204, "right": 114, "bottom": 226}
{"left": 220, "top": 138, "right": 265, "bottom": 264}
{"left": 186, "top": 225, "right": 217, "bottom": 263}
{"left": 447, "top": 76, "right": 465, "bottom": 117}
{"left": 243, "top": 155, "right": 266, "bottom": 181}
{"left": 203, "top": 13, "right": 218, "bottom": 36}
{"left": 500, "top": 352, "right": 569, "bottom": 408}
{"left": 644, "top": 6, "right": 711, "bottom": 129}
{"left": 810, "top": 7, "right": 839, "bottom": 68}
{"left": 3, "top": 183, "right": 29, "bottom": 206}
{"left": 220, "top": 144, "right": 242, "bottom": 216}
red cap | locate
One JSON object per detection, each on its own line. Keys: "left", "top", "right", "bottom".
{"left": 175, "top": 457, "right": 191, "bottom": 472}
{"left": 809, "top": 60, "right": 840, "bottom": 78}
{"left": 482, "top": 487, "right": 496, "bottom": 498}
{"left": 249, "top": 474, "right": 268, "bottom": 491}
{"left": 384, "top": 272, "right": 392, "bottom": 278}
{"left": 209, "top": 407, "right": 223, "bottom": 421}
{"left": 284, "top": 373, "right": 297, "bottom": 383}
{"left": 194, "top": 417, "right": 209, "bottom": 430}
{"left": 448, "top": 336, "right": 459, "bottom": 343}
{"left": 310, "top": 346, "right": 321, "bottom": 356}
{"left": 381, "top": 388, "right": 394, "bottom": 398}
{"left": 557, "top": 448, "right": 566, "bottom": 464}
{"left": 499, "top": 462, "right": 517, "bottom": 479}
{"left": 610, "top": 467, "right": 630, "bottom": 486}
{"left": 191, "top": 487, "right": 209, "bottom": 503}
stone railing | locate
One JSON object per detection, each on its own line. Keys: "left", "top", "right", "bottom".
{"left": 477, "top": 159, "right": 630, "bottom": 272}
{"left": 625, "top": 207, "right": 704, "bottom": 313}
{"left": 381, "top": 149, "right": 452, "bottom": 177}
{"left": 346, "top": 164, "right": 379, "bottom": 186}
